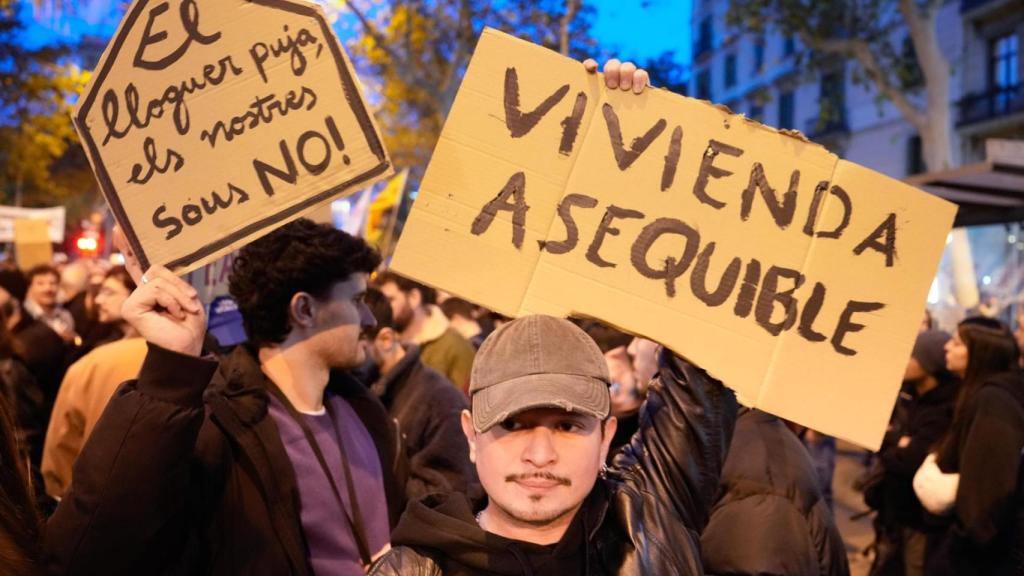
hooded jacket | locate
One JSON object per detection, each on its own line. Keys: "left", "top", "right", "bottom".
{"left": 700, "top": 409, "right": 849, "bottom": 576}
{"left": 43, "top": 344, "right": 407, "bottom": 576}
{"left": 929, "top": 371, "right": 1024, "bottom": 576}
{"left": 369, "top": 348, "right": 738, "bottom": 576}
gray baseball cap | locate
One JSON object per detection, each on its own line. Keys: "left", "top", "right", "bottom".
{"left": 470, "top": 315, "right": 611, "bottom": 432}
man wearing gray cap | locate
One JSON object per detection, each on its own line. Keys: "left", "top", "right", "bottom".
{"left": 371, "top": 314, "right": 738, "bottom": 575}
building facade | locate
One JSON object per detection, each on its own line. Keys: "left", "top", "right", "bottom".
{"left": 689, "top": 0, "right": 1023, "bottom": 179}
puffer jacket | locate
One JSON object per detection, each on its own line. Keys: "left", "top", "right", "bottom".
{"left": 369, "top": 348, "right": 738, "bottom": 576}
{"left": 701, "top": 408, "right": 849, "bottom": 576}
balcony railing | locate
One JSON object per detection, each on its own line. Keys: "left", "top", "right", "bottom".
{"left": 957, "top": 85, "right": 1024, "bottom": 127}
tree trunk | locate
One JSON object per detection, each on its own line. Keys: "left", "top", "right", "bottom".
{"left": 904, "top": 0, "right": 977, "bottom": 308}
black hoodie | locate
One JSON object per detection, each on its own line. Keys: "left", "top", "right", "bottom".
{"left": 388, "top": 490, "right": 609, "bottom": 576}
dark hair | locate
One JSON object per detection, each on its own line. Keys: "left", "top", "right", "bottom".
{"left": 229, "top": 219, "right": 381, "bottom": 348}
{"left": 104, "top": 266, "right": 137, "bottom": 293}
{"left": 363, "top": 287, "right": 393, "bottom": 338}
{"left": 439, "top": 297, "right": 477, "bottom": 321}
{"left": 576, "top": 319, "right": 633, "bottom": 354}
{"left": 0, "top": 267, "right": 26, "bottom": 303}
{"left": 375, "top": 271, "right": 436, "bottom": 307}
{"left": 0, "top": 394, "right": 41, "bottom": 574}
{"left": 955, "top": 317, "right": 1018, "bottom": 413}
{"left": 25, "top": 265, "right": 58, "bottom": 285}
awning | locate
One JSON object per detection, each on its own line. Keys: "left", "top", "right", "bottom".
{"left": 905, "top": 139, "right": 1024, "bottom": 227}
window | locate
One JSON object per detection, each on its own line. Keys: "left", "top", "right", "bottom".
{"left": 696, "top": 16, "right": 714, "bottom": 57}
{"left": 906, "top": 135, "right": 925, "bottom": 176}
{"left": 725, "top": 54, "right": 737, "bottom": 88}
{"left": 819, "top": 71, "right": 846, "bottom": 129}
{"left": 778, "top": 91, "right": 794, "bottom": 129}
{"left": 753, "top": 39, "right": 765, "bottom": 72}
{"left": 900, "top": 36, "right": 924, "bottom": 89}
{"left": 696, "top": 69, "right": 712, "bottom": 100}
{"left": 991, "top": 33, "right": 1019, "bottom": 110}
{"left": 784, "top": 34, "right": 795, "bottom": 57}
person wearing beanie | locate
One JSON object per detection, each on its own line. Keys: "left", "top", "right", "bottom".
{"left": 370, "top": 314, "right": 738, "bottom": 575}
{"left": 866, "top": 329, "right": 959, "bottom": 576}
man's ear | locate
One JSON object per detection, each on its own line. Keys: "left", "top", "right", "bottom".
{"left": 600, "top": 416, "right": 618, "bottom": 463}
{"left": 460, "top": 409, "right": 477, "bottom": 463}
{"left": 373, "top": 327, "right": 398, "bottom": 354}
{"left": 289, "top": 292, "right": 316, "bottom": 329}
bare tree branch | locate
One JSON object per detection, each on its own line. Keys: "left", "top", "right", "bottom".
{"left": 800, "top": 33, "right": 928, "bottom": 130}
{"left": 559, "top": 0, "right": 580, "bottom": 56}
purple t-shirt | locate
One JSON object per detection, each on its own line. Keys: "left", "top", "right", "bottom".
{"left": 268, "top": 391, "right": 390, "bottom": 575}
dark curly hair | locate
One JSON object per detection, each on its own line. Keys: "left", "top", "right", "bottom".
{"left": 374, "top": 270, "right": 436, "bottom": 307}
{"left": 229, "top": 219, "right": 381, "bottom": 348}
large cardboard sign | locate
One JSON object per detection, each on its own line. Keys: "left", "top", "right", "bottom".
{"left": 392, "top": 29, "right": 957, "bottom": 448}
{"left": 73, "top": 0, "right": 392, "bottom": 273}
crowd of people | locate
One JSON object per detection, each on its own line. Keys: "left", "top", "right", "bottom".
{"left": 0, "top": 60, "right": 1019, "bottom": 576}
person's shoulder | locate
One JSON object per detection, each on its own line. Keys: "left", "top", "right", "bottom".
{"left": 368, "top": 546, "right": 441, "bottom": 576}
{"left": 85, "top": 337, "right": 149, "bottom": 363}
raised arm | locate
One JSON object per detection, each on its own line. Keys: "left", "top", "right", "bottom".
{"left": 610, "top": 348, "right": 738, "bottom": 531}
{"left": 43, "top": 265, "right": 215, "bottom": 575}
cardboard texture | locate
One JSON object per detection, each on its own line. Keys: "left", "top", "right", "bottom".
{"left": 391, "top": 28, "right": 957, "bottom": 449}
{"left": 14, "top": 219, "right": 54, "bottom": 271}
{"left": 73, "top": 0, "right": 392, "bottom": 274}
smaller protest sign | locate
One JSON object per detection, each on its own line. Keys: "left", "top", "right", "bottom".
{"left": 14, "top": 219, "right": 53, "bottom": 271}
{"left": 73, "top": 0, "right": 392, "bottom": 274}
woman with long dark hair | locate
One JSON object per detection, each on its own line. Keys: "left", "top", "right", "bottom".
{"left": 0, "top": 392, "right": 42, "bottom": 575}
{"left": 914, "top": 316, "right": 1024, "bottom": 575}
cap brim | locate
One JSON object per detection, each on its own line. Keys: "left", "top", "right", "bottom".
{"left": 472, "top": 373, "right": 610, "bottom": 432}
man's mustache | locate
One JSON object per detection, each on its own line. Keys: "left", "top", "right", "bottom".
{"left": 505, "top": 471, "right": 571, "bottom": 486}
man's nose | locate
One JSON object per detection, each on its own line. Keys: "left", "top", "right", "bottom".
{"left": 358, "top": 301, "right": 377, "bottom": 332}
{"left": 522, "top": 426, "right": 558, "bottom": 468}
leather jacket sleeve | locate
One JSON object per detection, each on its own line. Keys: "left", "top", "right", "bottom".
{"left": 42, "top": 344, "right": 217, "bottom": 576}
{"left": 610, "top": 347, "right": 738, "bottom": 531}
{"left": 369, "top": 546, "right": 443, "bottom": 576}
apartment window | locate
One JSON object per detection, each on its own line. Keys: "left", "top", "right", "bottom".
{"left": 725, "top": 53, "right": 737, "bottom": 88}
{"left": 753, "top": 40, "right": 765, "bottom": 72}
{"left": 906, "top": 135, "right": 925, "bottom": 176}
{"left": 819, "top": 71, "right": 846, "bottom": 128}
{"left": 784, "top": 34, "right": 795, "bottom": 57}
{"left": 696, "top": 16, "right": 714, "bottom": 57}
{"left": 696, "top": 69, "right": 712, "bottom": 100}
{"left": 778, "top": 91, "right": 794, "bottom": 129}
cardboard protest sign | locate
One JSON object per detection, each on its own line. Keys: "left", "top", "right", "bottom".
{"left": 14, "top": 219, "right": 53, "bottom": 271}
{"left": 73, "top": 0, "right": 392, "bottom": 274}
{"left": 0, "top": 206, "right": 65, "bottom": 243}
{"left": 391, "top": 28, "right": 957, "bottom": 449}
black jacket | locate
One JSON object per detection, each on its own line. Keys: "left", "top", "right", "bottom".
{"left": 371, "top": 345, "right": 479, "bottom": 500}
{"left": 700, "top": 409, "right": 849, "bottom": 576}
{"left": 369, "top": 348, "right": 738, "bottom": 576}
{"left": 930, "top": 371, "right": 1024, "bottom": 576}
{"left": 43, "top": 344, "right": 406, "bottom": 576}
{"left": 869, "top": 379, "right": 957, "bottom": 530}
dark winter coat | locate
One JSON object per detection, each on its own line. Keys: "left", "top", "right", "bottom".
{"left": 368, "top": 348, "right": 738, "bottom": 576}
{"left": 371, "top": 345, "right": 478, "bottom": 500}
{"left": 930, "top": 371, "right": 1024, "bottom": 576}
{"left": 42, "top": 344, "right": 406, "bottom": 576}
{"left": 870, "top": 379, "right": 957, "bottom": 531}
{"left": 700, "top": 408, "right": 849, "bottom": 576}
